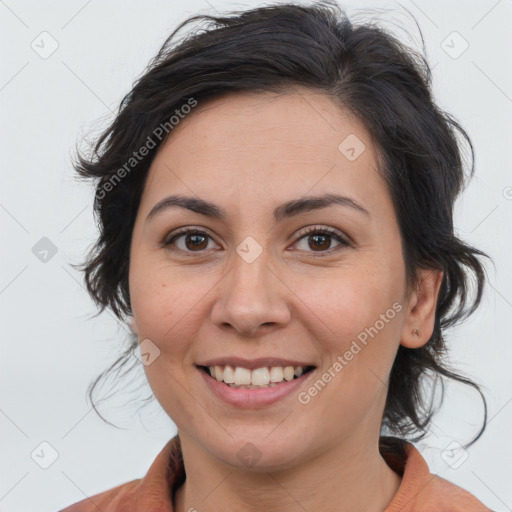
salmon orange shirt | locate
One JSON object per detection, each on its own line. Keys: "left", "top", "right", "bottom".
{"left": 60, "top": 435, "right": 493, "bottom": 511}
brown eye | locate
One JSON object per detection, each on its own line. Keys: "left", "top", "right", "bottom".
{"left": 307, "top": 233, "right": 331, "bottom": 251}
{"left": 164, "top": 228, "right": 217, "bottom": 253}
{"left": 183, "top": 232, "right": 208, "bottom": 251}
{"left": 293, "top": 226, "right": 350, "bottom": 255}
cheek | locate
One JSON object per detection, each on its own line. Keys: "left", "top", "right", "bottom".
{"left": 129, "top": 261, "right": 206, "bottom": 418}
{"left": 129, "top": 258, "right": 213, "bottom": 353}
{"left": 295, "top": 263, "right": 403, "bottom": 383}
{"left": 299, "top": 271, "right": 403, "bottom": 424}
{"left": 295, "top": 268, "right": 391, "bottom": 341}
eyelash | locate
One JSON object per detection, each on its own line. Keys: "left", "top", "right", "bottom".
{"left": 162, "top": 225, "right": 351, "bottom": 257}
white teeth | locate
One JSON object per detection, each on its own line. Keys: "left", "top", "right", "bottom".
{"left": 207, "top": 364, "right": 311, "bottom": 387}
{"left": 269, "top": 366, "right": 284, "bottom": 382}
{"left": 234, "top": 367, "right": 251, "bottom": 385}
{"left": 283, "top": 366, "right": 295, "bottom": 381}
{"left": 251, "top": 367, "right": 270, "bottom": 386}
{"left": 223, "top": 365, "right": 235, "bottom": 384}
{"left": 214, "top": 366, "right": 223, "bottom": 381}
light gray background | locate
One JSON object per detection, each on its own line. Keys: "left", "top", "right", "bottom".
{"left": 1, "top": 1, "right": 511, "bottom": 511}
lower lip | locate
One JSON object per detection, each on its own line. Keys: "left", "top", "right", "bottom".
{"left": 198, "top": 367, "right": 316, "bottom": 408}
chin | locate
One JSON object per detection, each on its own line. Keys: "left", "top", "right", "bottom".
{"left": 201, "top": 426, "right": 312, "bottom": 472}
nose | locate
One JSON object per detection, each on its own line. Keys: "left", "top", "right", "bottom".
{"left": 210, "top": 249, "right": 291, "bottom": 338}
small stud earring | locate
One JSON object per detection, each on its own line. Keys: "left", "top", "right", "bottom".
{"left": 412, "top": 328, "right": 420, "bottom": 336}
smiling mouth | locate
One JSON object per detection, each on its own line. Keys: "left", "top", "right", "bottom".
{"left": 198, "top": 364, "right": 316, "bottom": 389}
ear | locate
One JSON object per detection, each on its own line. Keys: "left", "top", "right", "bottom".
{"left": 128, "top": 316, "right": 139, "bottom": 335}
{"left": 400, "top": 268, "right": 444, "bottom": 349}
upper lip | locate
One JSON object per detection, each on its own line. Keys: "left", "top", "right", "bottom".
{"left": 196, "top": 357, "right": 315, "bottom": 370}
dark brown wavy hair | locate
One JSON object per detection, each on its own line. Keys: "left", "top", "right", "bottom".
{"left": 73, "top": 0, "right": 490, "bottom": 452}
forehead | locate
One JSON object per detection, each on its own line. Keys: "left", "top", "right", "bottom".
{"left": 139, "top": 88, "right": 391, "bottom": 223}
{"left": 166, "top": 88, "right": 372, "bottom": 156}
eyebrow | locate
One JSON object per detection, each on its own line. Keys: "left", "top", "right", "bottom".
{"left": 146, "top": 193, "right": 371, "bottom": 223}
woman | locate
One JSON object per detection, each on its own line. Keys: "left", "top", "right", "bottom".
{"left": 61, "top": 1, "right": 493, "bottom": 510}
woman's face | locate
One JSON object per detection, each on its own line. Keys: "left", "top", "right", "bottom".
{"left": 129, "top": 88, "right": 437, "bottom": 469}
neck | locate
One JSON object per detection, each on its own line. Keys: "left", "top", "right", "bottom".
{"left": 173, "top": 432, "right": 402, "bottom": 512}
